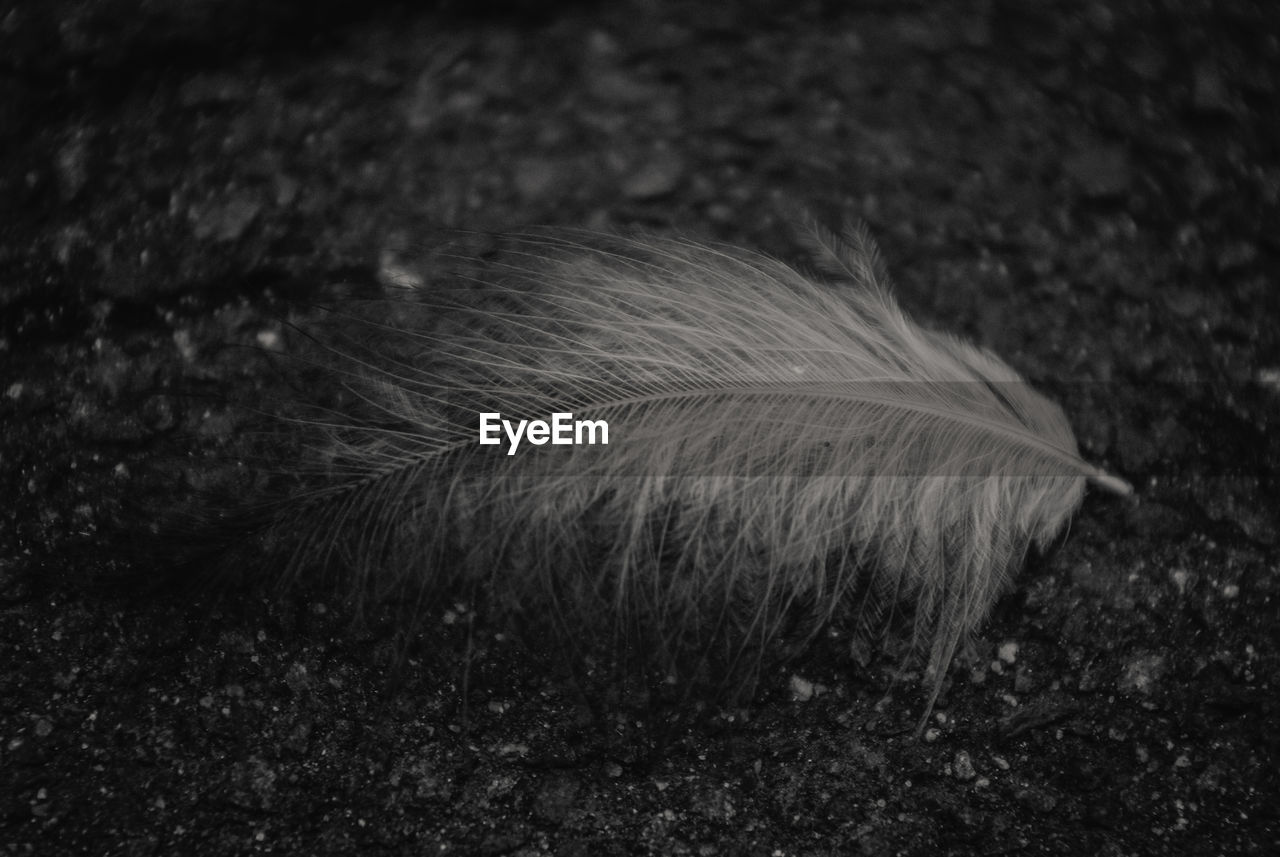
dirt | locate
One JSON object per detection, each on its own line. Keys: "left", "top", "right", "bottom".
{"left": 2, "top": 1, "right": 1278, "bottom": 854}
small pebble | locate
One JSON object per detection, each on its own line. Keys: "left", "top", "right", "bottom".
{"left": 56, "top": 134, "right": 91, "bottom": 201}
{"left": 621, "top": 149, "right": 684, "bottom": 199}
{"left": 1256, "top": 368, "right": 1280, "bottom": 394}
{"left": 997, "top": 641, "right": 1019, "bottom": 665}
{"left": 788, "top": 675, "right": 825, "bottom": 701}
{"left": 191, "top": 196, "right": 261, "bottom": 243}
{"left": 1119, "top": 653, "right": 1168, "bottom": 695}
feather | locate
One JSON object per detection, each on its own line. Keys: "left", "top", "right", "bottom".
{"left": 236, "top": 225, "right": 1130, "bottom": 721}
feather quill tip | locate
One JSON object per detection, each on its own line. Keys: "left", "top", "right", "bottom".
{"left": 1088, "top": 471, "right": 1133, "bottom": 497}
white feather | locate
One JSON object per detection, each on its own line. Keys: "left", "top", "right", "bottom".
{"left": 257, "top": 226, "right": 1129, "bottom": 717}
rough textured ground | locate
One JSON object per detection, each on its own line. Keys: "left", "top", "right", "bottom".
{"left": 2, "top": 1, "right": 1277, "bottom": 854}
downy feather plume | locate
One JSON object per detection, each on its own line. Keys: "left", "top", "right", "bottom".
{"left": 228, "top": 224, "right": 1130, "bottom": 718}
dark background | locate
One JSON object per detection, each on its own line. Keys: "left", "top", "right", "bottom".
{"left": 2, "top": 1, "right": 1277, "bottom": 854}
